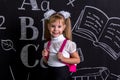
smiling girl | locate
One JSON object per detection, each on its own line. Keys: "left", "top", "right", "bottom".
{"left": 41, "top": 9, "right": 80, "bottom": 80}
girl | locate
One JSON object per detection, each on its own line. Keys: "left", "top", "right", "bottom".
{"left": 41, "top": 9, "right": 80, "bottom": 80}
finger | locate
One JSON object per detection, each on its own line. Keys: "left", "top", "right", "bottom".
{"left": 44, "top": 48, "right": 47, "bottom": 51}
{"left": 57, "top": 52, "right": 62, "bottom": 54}
{"left": 42, "top": 49, "right": 46, "bottom": 56}
{"left": 42, "top": 51, "right": 45, "bottom": 56}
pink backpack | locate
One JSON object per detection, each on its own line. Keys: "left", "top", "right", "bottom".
{"left": 45, "top": 39, "right": 76, "bottom": 72}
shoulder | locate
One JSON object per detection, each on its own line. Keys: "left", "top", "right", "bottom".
{"left": 66, "top": 40, "right": 76, "bottom": 46}
{"left": 65, "top": 40, "right": 77, "bottom": 53}
{"left": 44, "top": 40, "right": 50, "bottom": 48}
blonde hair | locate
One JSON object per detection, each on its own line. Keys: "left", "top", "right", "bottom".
{"left": 44, "top": 13, "right": 72, "bottom": 41}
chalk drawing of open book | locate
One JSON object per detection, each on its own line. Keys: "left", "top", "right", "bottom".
{"left": 72, "top": 6, "right": 120, "bottom": 60}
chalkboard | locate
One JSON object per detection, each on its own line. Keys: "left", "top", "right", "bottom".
{"left": 0, "top": 0, "right": 120, "bottom": 80}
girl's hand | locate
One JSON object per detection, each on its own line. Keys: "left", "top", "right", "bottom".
{"left": 42, "top": 49, "right": 48, "bottom": 57}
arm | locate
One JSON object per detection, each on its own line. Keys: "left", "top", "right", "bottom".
{"left": 57, "top": 51, "right": 80, "bottom": 64}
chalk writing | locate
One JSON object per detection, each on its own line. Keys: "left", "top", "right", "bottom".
{"left": 0, "top": 16, "right": 6, "bottom": 29}
{"left": 18, "top": 0, "right": 50, "bottom": 11}
{"left": 67, "top": 0, "right": 75, "bottom": 7}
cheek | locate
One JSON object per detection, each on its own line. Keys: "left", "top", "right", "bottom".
{"left": 62, "top": 27, "right": 65, "bottom": 30}
{"left": 48, "top": 26, "right": 52, "bottom": 31}
{"left": 60, "top": 29, "right": 65, "bottom": 33}
{"left": 49, "top": 29, "right": 53, "bottom": 33}
{"left": 62, "top": 26, "right": 66, "bottom": 31}
{"left": 49, "top": 28, "right": 55, "bottom": 34}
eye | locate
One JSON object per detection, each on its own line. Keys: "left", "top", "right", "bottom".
{"left": 51, "top": 25, "right": 55, "bottom": 28}
{"left": 58, "top": 26, "right": 61, "bottom": 28}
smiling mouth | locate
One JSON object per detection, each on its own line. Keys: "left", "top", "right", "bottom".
{"left": 53, "top": 33, "right": 59, "bottom": 35}
{"left": 52, "top": 32, "right": 60, "bottom": 36}
{"left": 53, "top": 32, "right": 59, "bottom": 34}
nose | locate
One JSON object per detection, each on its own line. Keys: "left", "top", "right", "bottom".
{"left": 54, "top": 26, "right": 58, "bottom": 31}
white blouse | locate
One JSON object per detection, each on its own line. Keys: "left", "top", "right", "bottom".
{"left": 44, "top": 34, "right": 77, "bottom": 67}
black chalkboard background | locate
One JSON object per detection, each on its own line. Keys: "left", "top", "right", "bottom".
{"left": 0, "top": 0, "right": 120, "bottom": 80}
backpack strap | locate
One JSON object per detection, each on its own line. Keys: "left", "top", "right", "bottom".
{"left": 45, "top": 39, "right": 67, "bottom": 60}
{"left": 45, "top": 39, "right": 76, "bottom": 72}
{"left": 46, "top": 40, "right": 51, "bottom": 51}
{"left": 59, "top": 39, "right": 67, "bottom": 52}
{"left": 59, "top": 39, "right": 76, "bottom": 73}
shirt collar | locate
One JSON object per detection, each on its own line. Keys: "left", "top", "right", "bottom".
{"left": 51, "top": 34, "right": 65, "bottom": 42}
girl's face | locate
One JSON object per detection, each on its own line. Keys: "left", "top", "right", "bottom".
{"left": 48, "top": 19, "right": 66, "bottom": 38}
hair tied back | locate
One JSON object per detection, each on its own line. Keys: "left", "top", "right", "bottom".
{"left": 58, "top": 11, "right": 71, "bottom": 19}
{"left": 44, "top": 9, "right": 71, "bottom": 20}
{"left": 44, "top": 9, "right": 56, "bottom": 20}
